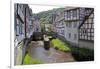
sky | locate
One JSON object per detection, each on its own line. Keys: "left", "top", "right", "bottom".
{"left": 29, "top": 4, "right": 61, "bottom": 13}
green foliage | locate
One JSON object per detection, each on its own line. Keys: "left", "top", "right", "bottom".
{"left": 71, "top": 46, "right": 94, "bottom": 61}
{"left": 33, "top": 8, "right": 64, "bottom": 24}
{"left": 23, "top": 54, "right": 43, "bottom": 65}
{"left": 33, "top": 8, "right": 64, "bottom": 32}
{"left": 51, "top": 38, "right": 71, "bottom": 52}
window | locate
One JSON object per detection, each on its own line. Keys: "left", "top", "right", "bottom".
{"left": 64, "top": 12, "right": 67, "bottom": 20}
{"left": 88, "top": 23, "right": 91, "bottom": 28}
{"left": 88, "top": 33, "right": 91, "bottom": 36}
{"left": 16, "top": 19, "right": 20, "bottom": 36}
{"left": 92, "top": 23, "right": 94, "bottom": 28}
{"left": 77, "top": 9, "right": 79, "bottom": 19}
{"left": 73, "top": 22, "right": 77, "bottom": 28}
{"left": 67, "top": 11, "right": 71, "bottom": 19}
{"left": 84, "top": 35, "right": 87, "bottom": 39}
{"left": 73, "top": 10, "right": 77, "bottom": 18}
{"left": 61, "top": 30, "right": 64, "bottom": 35}
{"left": 91, "top": 37, "right": 94, "bottom": 40}
{"left": 87, "top": 29, "right": 90, "bottom": 32}
{"left": 88, "top": 36, "right": 90, "bottom": 40}
{"left": 83, "top": 29, "right": 87, "bottom": 36}
{"left": 74, "top": 34, "right": 77, "bottom": 40}
{"left": 91, "top": 33, "right": 94, "bottom": 37}
{"left": 70, "top": 11, "right": 72, "bottom": 19}
{"left": 69, "top": 33, "right": 71, "bottom": 38}
{"left": 81, "top": 35, "right": 84, "bottom": 39}
{"left": 68, "top": 22, "right": 72, "bottom": 28}
{"left": 30, "top": 25, "right": 33, "bottom": 29}
{"left": 85, "top": 23, "right": 88, "bottom": 28}
{"left": 19, "top": 20, "right": 23, "bottom": 34}
{"left": 80, "top": 32, "right": 82, "bottom": 36}
{"left": 66, "top": 22, "right": 68, "bottom": 27}
{"left": 91, "top": 29, "right": 94, "bottom": 33}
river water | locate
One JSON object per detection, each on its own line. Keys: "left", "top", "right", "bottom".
{"left": 27, "top": 41, "right": 75, "bottom": 64}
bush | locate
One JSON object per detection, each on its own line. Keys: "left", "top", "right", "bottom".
{"left": 23, "top": 54, "right": 43, "bottom": 65}
{"left": 51, "top": 38, "right": 71, "bottom": 52}
{"left": 71, "top": 46, "right": 94, "bottom": 61}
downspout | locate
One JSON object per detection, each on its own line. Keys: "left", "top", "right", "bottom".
{"left": 25, "top": 7, "right": 27, "bottom": 39}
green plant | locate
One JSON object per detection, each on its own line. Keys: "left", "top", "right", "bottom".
{"left": 23, "top": 54, "right": 43, "bottom": 65}
{"left": 70, "top": 46, "right": 94, "bottom": 61}
{"left": 51, "top": 38, "right": 71, "bottom": 52}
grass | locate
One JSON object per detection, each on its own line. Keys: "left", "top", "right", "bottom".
{"left": 51, "top": 38, "right": 71, "bottom": 52}
{"left": 23, "top": 54, "right": 43, "bottom": 65}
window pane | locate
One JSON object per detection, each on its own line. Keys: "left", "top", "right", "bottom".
{"left": 88, "top": 36, "right": 90, "bottom": 40}
{"left": 85, "top": 35, "right": 87, "bottom": 40}
{"left": 91, "top": 33, "right": 94, "bottom": 36}
{"left": 74, "top": 34, "right": 77, "bottom": 40}
{"left": 89, "top": 24, "right": 91, "bottom": 28}
{"left": 82, "top": 35, "right": 84, "bottom": 39}
{"left": 69, "top": 33, "right": 71, "bottom": 38}
{"left": 91, "top": 37, "right": 94, "bottom": 40}
{"left": 91, "top": 29, "right": 94, "bottom": 32}
{"left": 88, "top": 32, "right": 91, "bottom": 36}
{"left": 87, "top": 29, "right": 90, "bottom": 32}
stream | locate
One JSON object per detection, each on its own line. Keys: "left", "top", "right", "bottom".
{"left": 27, "top": 41, "right": 75, "bottom": 63}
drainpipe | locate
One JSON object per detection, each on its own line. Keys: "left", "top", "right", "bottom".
{"left": 25, "top": 7, "right": 27, "bottom": 39}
